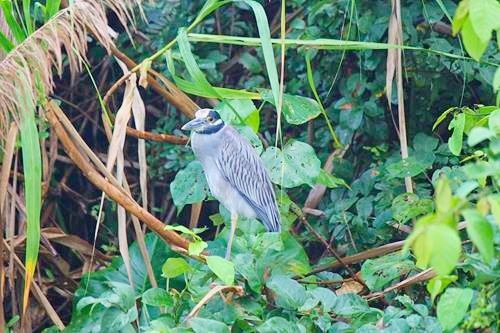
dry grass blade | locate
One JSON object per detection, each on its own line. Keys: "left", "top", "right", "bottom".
{"left": 105, "top": 72, "right": 136, "bottom": 287}
{"left": 0, "top": 0, "right": 139, "bottom": 148}
{"left": 0, "top": 123, "right": 17, "bottom": 213}
{"left": 386, "top": 0, "right": 413, "bottom": 193}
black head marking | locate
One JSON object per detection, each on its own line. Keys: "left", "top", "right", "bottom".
{"left": 197, "top": 109, "right": 224, "bottom": 135}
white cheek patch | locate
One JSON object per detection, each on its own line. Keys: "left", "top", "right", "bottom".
{"left": 213, "top": 119, "right": 223, "bottom": 126}
{"left": 195, "top": 108, "right": 212, "bottom": 118}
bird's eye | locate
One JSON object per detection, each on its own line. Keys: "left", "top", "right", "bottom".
{"left": 207, "top": 116, "right": 214, "bottom": 122}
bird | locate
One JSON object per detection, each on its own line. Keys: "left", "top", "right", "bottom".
{"left": 181, "top": 108, "right": 281, "bottom": 259}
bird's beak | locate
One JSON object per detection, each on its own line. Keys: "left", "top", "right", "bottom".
{"left": 181, "top": 118, "right": 204, "bottom": 131}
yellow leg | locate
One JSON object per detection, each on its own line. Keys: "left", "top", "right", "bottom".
{"left": 225, "top": 212, "right": 238, "bottom": 260}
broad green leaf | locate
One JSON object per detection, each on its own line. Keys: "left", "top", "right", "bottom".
{"left": 258, "top": 317, "right": 303, "bottom": 333}
{"left": 142, "top": 288, "right": 173, "bottom": 307}
{"left": 190, "top": 318, "right": 230, "bottom": 333}
{"left": 161, "top": 257, "right": 191, "bottom": 278}
{"left": 493, "top": 67, "right": 500, "bottom": 92}
{"left": 206, "top": 256, "right": 235, "bottom": 285}
{"left": 488, "top": 195, "right": 500, "bottom": 226}
{"left": 461, "top": 17, "right": 489, "bottom": 61}
{"left": 435, "top": 176, "right": 452, "bottom": 214}
{"left": 266, "top": 275, "right": 306, "bottom": 310}
{"left": 488, "top": 109, "right": 500, "bottom": 134}
{"left": 437, "top": 288, "right": 473, "bottom": 330}
{"left": 188, "top": 240, "right": 208, "bottom": 256}
{"left": 261, "top": 140, "right": 321, "bottom": 188}
{"left": 261, "top": 90, "right": 322, "bottom": 125}
{"left": 17, "top": 80, "right": 42, "bottom": 313}
{"left": 467, "top": 127, "right": 494, "bottom": 146}
{"left": 100, "top": 307, "right": 137, "bottom": 332}
{"left": 315, "top": 169, "right": 348, "bottom": 189}
{"left": 392, "top": 193, "right": 433, "bottom": 223}
{"left": 448, "top": 113, "right": 465, "bottom": 155}
{"left": 411, "top": 222, "right": 461, "bottom": 276}
{"left": 426, "top": 275, "right": 457, "bottom": 303}
{"left": 360, "top": 253, "right": 415, "bottom": 291}
{"left": 165, "top": 224, "right": 205, "bottom": 239}
{"left": 468, "top": 0, "right": 500, "bottom": 43}
{"left": 452, "top": 0, "right": 469, "bottom": 35}
{"left": 217, "top": 99, "right": 259, "bottom": 132}
{"left": 170, "top": 161, "right": 209, "bottom": 212}
{"left": 463, "top": 209, "right": 494, "bottom": 263}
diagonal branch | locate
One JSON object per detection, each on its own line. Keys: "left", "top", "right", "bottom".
{"left": 44, "top": 100, "right": 191, "bottom": 251}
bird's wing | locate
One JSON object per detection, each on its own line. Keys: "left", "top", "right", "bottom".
{"left": 215, "top": 127, "right": 281, "bottom": 232}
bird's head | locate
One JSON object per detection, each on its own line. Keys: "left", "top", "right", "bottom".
{"left": 181, "top": 108, "right": 225, "bottom": 134}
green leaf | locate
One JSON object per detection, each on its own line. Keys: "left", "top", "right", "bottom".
{"left": 437, "top": 288, "right": 474, "bottom": 330}
{"left": 468, "top": 0, "right": 500, "bottom": 43}
{"left": 426, "top": 275, "right": 457, "bottom": 303}
{"left": 392, "top": 193, "right": 433, "bottom": 223}
{"left": 142, "top": 288, "right": 173, "bottom": 307}
{"left": 266, "top": 275, "right": 306, "bottom": 310}
{"left": 0, "top": 30, "right": 14, "bottom": 52}
{"left": 170, "top": 161, "right": 209, "bottom": 212}
{"left": 206, "top": 256, "right": 235, "bottom": 285}
{"left": 217, "top": 99, "right": 260, "bottom": 132}
{"left": 258, "top": 317, "right": 303, "bottom": 333}
{"left": 360, "top": 253, "right": 415, "bottom": 291}
{"left": 0, "top": 0, "right": 27, "bottom": 43}
{"left": 239, "top": 0, "right": 280, "bottom": 109}
{"left": 17, "top": 80, "right": 42, "bottom": 312}
{"left": 488, "top": 195, "right": 500, "bottom": 226}
{"left": 188, "top": 240, "right": 208, "bottom": 256}
{"left": 410, "top": 222, "right": 461, "bottom": 276}
{"left": 448, "top": 113, "right": 465, "bottom": 155}
{"left": 452, "top": 0, "right": 469, "bottom": 35}
{"left": 261, "top": 90, "right": 321, "bottom": 125}
{"left": 261, "top": 140, "right": 321, "bottom": 188}
{"left": 463, "top": 209, "right": 494, "bottom": 263}
{"left": 22, "top": 0, "right": 33, "bottom": 34}
{"left": 44, "top": 0, "right": 61, "bottom": 21}
{"left": 315, "top": 169, "right": 348, "bottom": 189}
{"left": 161, "top": 257, "right": 191, "bottom": 278}
{"left": 488, "top": 109, "right": 500, "bottom": 134}
{"left": 461, "top": 17, "right": 489, "bottom": 61}
{"left": 493, "top": 67, "right": 500, "bottom": 92}
{"left": 467, "top": 127, "right": 494, "bottom": 146}
{"left": 435, "top": 176, "right": 452, "bottom": 214}
{"left": 190, "top": 318, "right": 230, "bottom": 333}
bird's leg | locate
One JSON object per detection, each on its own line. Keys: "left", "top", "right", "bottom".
{"left": 225, "top": 212, "right": 238, "bottom": 260}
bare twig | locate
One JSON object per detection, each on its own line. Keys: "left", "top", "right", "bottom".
{"left": 126, "top": 127, "right": 188, "bottom": 144}
{"left": 365, "top": 268, "right": 435, "bottom": 301}
{"left": 302, "top": 240, "right": 405, "bottom": 278}
{"left": 292, "top": 205, "right": 367, "bottom": 289}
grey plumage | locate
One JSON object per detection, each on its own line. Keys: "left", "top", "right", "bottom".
{"left": 182, "top": 109, "right": 281, "bottom": 236}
